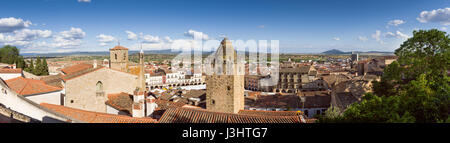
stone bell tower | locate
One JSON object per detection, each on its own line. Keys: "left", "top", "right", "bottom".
{"left": 109, "top": 45, "right": 129, "bottom": 72}
{"left": 206, "top": 38, "right": 245, "bottom": 114}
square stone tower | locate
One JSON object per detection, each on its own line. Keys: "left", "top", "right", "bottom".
{"left": 109, "top": 45, "right": 129, "bottom": 72}
{"left": 206, "top": 38, "right": 245, "bottom": 114}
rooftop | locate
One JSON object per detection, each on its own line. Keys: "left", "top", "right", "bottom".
{"left": 158, "top": 107, "right": 305, "bottom": 123}
{"left": 5, "top": 77, "right": 62, "bottom": 96}
{"left": 0, "top": 68, "right": 22, "bottom": 73}
{"left": 40, "top": 103, "right": 157, "bottom": 123}
{"left": 61, "top": 63, "right": 93, "bottom": 75}
{"left": 105, "top": 92, "right": 134, "bottom": 114}
{"left": 110, "top": 45, "right": 129, "bottom": 50}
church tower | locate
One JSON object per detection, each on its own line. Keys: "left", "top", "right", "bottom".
{"left": 109, "top": 45, "right": 129, "bottom": 72}
{"left": 206, "top": 38, "right": 245, "bottom": 114}
{"left": 137, "top": 45, "right": 146, "bottom": 92}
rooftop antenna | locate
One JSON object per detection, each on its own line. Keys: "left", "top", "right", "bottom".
{"left": 117, "top": 38, "right": 121, "bottom": 46}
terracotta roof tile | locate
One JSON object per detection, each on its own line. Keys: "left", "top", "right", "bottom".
{"left": 62, "top": 66, "right": 104, "bottom": 81}
{"left": 40, "top": 103, "right": 157, "bottom": 123}
{"left": 5, "top": 77, "right": 62, "bottom": 96}
{"left": 105, "top": 92, "right": 133, "bottom": 114}
{"left": 158, "top": 107, "right": 306, "bottom": 123}
{"left": 110, "top": 45, "right": 129, "bottom": 50}
{"left": 61, "top": 63, "right": 93, "bottom": 75}
{"left": 0, "top": 68, "right": 22, "bottom": 73}
{"left": 238, "top": 110, "right": 303, "bottom": 116}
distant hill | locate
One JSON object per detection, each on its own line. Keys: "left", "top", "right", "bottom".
{"left": 321, "top": 49, "right": 394, "bottom": 55}
{"left": 322, "top": 49, "right": 349, "bottom": 54}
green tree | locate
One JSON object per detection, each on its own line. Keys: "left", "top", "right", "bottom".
{"left": 26, "top": 59, "right": 35, "bottom": 73}
{"left": 42, "top": 58, "right": 49, "bottom": 75}
{"left": 35, "top": 57, "right": 43, "bottom": 75}
{"left": 0, "top": 45, "right": 20, "bottom": 64}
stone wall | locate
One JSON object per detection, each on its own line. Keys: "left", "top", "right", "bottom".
{"left": 65, "top": 68, "right": 137, "bottom": 113}
{"left": 206, "top": 74, "right": 244, "bottom": 114}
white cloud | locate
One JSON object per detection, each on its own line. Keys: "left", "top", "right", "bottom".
{"left": 0, "top": 29, "right": 52, "bottom": 47}
{"left": 417, "top": 7, "right": 450, "bottom": 25}
{"left": 77, "top": 0, "right": 91, "bottom": 3}
{"left": 140, "top": 33, "right": 160, "bottom": 43}
{"left": 0, "top": 17, "right": 32, "bottom": 33}
{"left": 387, "top": 19, "right": 405, "bottom": 27}
{"left": 184, "top": 29, "right": 209, "bottom": 40}
{"left": 384, "top": 32, "right": 396, "bottom": 38}
{"left": 358, "top": 36, "right": 368, "bottom": 41}
{"left": 441, "top": 27, "right": 448, "bottom": 31}
{"left": 96, "top": 34, "right": 116, "bottom": 46}
{"left": 51, "top": 27, "right": 85, "bottom": 48}
{"left": 371, "top": 30, "right": 384, "bottom": 44}
{"left": 332, "top": 37, "right": 340, "bottom": 41}
{"left": 395, "top": 31, "right": 410, "bottom": 39}
{"left": 384, "top": 31, "right": 410, "bottom": 39}
{"left": 125, "top": 30, "right": 138, "bottom": 40}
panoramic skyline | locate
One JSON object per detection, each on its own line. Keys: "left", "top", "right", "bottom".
{"left": 0, "top": 0, "right": 449, "bottom": 53}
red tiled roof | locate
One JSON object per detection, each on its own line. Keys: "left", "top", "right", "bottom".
{"left": 110, "top": 45, "right": 129, "bottom": 50}
{"left": 40, "top": 103, "right": 157, "bottom": 123}
{"left": 0, "top": 68, "right": 22, "bottom": 73}
{"left": 61, "top": 63, "right": 93, "bottom": 75}
{"left": 238, "top": 110, "right": 303, "bottom": 116}
{"left": 106, "top": 92, "right": 133, "bottom": 114}
{"left": 155, "top": 99, "right": 187, "bottom": 110}
{"left": 61, "top": 66, "right": 104, "bottom": 81}
{"left": 158, "top": 107, "right": 305, "bottom": 123}
{"left": 5, "top": 77, "right": 62, "bottom": 96}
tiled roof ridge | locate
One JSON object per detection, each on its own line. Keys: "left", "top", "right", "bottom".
{"left": 17, "top": 78, "right": 31, "bottom": 95}
{"left": 62, "top": 66, "right": 105, "bottom": 81}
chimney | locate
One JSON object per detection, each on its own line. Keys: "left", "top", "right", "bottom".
{"left": 93, "top": 60, "right": 97, "bottom": 68}
{"left": 132, "top": 102, "right": 144, "bottom": 118}
{"left": 133, "top": 90, "right": 145, "bottom": 103}
{"left": 145, "top": 96, "right": 158, "bottom": 117}
{"left": 132, "top": 90, "right": 146, "bottom": 117}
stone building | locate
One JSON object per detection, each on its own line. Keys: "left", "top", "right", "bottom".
{"left": 274, "top": 65, "right": 318, "bottom": 93}
{"left": 109, "top": 45, "right": 129, "bottom": 72}
{"left": 205, "top": 38, "right": 245, "bottom": 114}
{"left": 62, "top": 66, "right": 138, "bottom": 113}
{"left": 60, "top": 45, "right": 139, "bottom": 113}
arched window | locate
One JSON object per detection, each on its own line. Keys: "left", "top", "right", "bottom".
{"left": 115, "top": 54, "right": 117, "bottom": 60}
{"left": 123, "top": 53, "right": 126, "bottom": 60}
{"left": 96, "top": 81, "right": 103, "bottom": 93}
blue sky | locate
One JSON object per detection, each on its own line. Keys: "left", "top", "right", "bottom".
{"left": 0, "top": 0, "right": 449, "bottom": 53}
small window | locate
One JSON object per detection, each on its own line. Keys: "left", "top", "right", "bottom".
{"left": 70, "top": 100, "right": 74, "bottom": 103}
{"left": 227, "top": 86, "right": 231, "bottom": 91}
{"left": 96, "top": 81, "right": 103, "bottom": 92}
{"left": 211, "top": 100, "right": 215, "bottom": 105}
{"left": 123, "top": 53, "right": 126, "bottom": 60}
{"left": 115, "top": 54, "right": 117, "bottom": 60}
